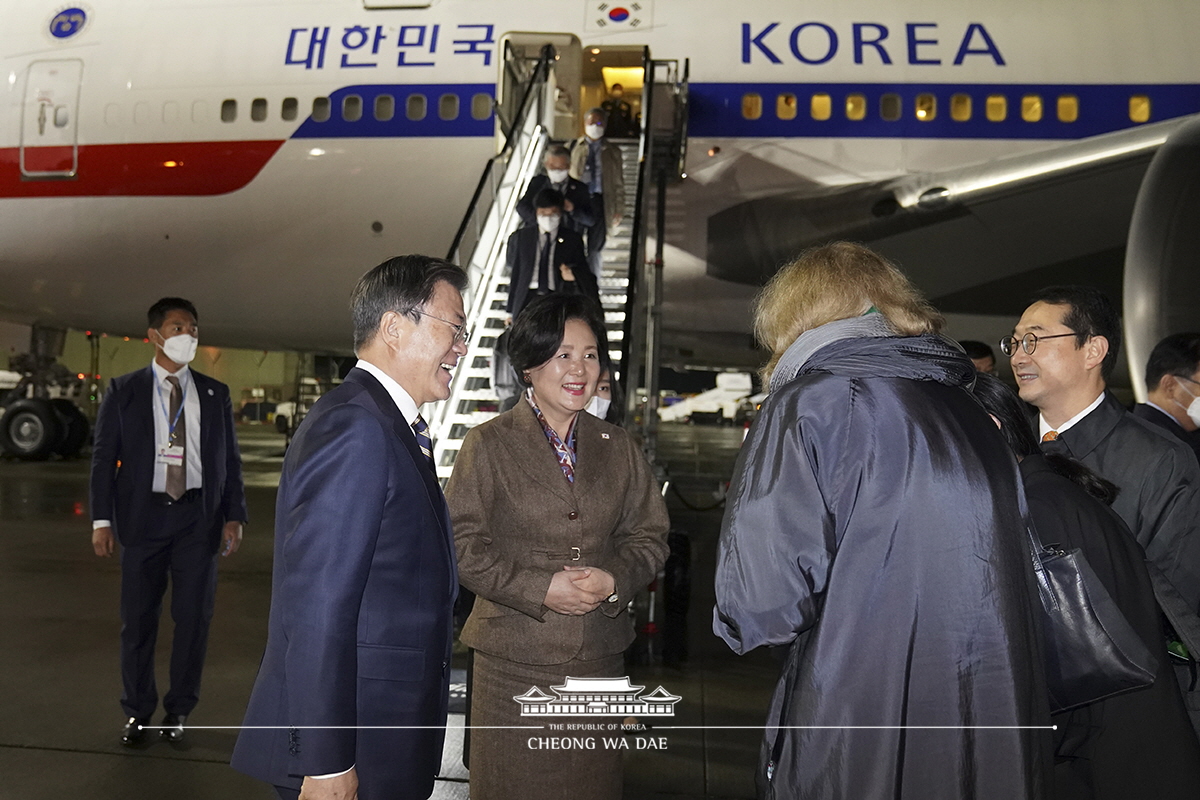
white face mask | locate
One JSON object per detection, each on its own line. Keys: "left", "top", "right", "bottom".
{"left": 585, "top": 395, "right": 611, "bottom": 419}
{"left": 536, "top": 213, "right": 561, "bottom": 234}
{"left": 546, "top": 168, "right": 569, "bottom": 184}
{"left": 158, "top": 332, "right": 198, "bottom": 365}
{"left": 585, "top": 123, "right": 604, "bottom": 140}
{"left": 1174, "top": 378, "right": 1200, "bottom": 426}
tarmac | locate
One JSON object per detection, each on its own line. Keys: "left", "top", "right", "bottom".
{"left": 0, "top": 422, "right": 778, "bottom": 799}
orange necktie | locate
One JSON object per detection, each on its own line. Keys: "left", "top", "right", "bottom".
{"left": 1042, "top": 431, "right": 1059, "bottom": 443}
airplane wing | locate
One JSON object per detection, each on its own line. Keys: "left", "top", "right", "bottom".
{"left": 705, "top": 115, "right": 1197, "bottom": 318}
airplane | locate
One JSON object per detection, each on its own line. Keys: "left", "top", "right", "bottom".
{"left": 3, "top": 0, "right": 1200, "bottom": 460}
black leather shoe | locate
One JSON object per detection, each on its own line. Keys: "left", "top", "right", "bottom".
{"left": 121, "top": 717, "right": 148, "bottom": 746}
{"left": 159, "top": 713, "right": 186, "bottom": 743}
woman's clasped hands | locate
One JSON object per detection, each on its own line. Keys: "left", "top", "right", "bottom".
{"left": 544, "top": 565, "right": 615, "bottom": 615}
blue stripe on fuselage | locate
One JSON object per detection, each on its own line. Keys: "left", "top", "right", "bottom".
{"left": 687, "top": 82, "right": 1200, "bottom": 139}
{"left": 287, "top": 81, "right": 1200, "bottom": 141}
{"left": 291, "top": 83, "right": 494, "bottom": 138}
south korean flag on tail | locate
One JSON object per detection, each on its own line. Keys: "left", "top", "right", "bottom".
{"left": 585, "top": 1, "right": 654, "bottom": 33}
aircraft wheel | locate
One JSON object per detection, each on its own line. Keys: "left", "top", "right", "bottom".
{"left": 51, "top": 399, "right": 90, "bottom": 457}
{"left": 0, "top": 399, "right": 62, "bottom": 460}
{"left": 274, "top": 414, "right": 289, "bottom": 435}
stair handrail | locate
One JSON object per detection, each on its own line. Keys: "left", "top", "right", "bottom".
{"left": 447, "top": 43, "right": 555, "bottom": 265}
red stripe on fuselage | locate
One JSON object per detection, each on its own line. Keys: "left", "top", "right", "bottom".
{"left": 0, "top": 140, "right": 285, "bottom": 198}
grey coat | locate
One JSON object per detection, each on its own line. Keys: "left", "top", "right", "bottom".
{"left": 714, "top": 333, "right": 1051, "bottom": 799}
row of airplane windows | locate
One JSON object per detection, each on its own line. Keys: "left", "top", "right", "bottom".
{"left": 102, "top": 93, "right": 494, "bottom": 126}
{"left": 742, "top": 91, "right": 1155, "bottom": 124}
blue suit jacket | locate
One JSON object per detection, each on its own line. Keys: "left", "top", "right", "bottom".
{"left": 232, "top": 368, "right": 457, "bottom": 798}
{"left": 89, "top": 365, "right": 247, "bottom": 549}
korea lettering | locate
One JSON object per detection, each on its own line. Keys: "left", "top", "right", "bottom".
{"left": 284, "top": 23, "right": 494, "bottom": 69}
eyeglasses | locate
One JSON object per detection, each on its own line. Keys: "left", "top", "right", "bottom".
{"left": 999, "top": 332, "right": 1077, "bottom": 356}
{"left": 417, "top": 311, "right": 472, "bottom": 346}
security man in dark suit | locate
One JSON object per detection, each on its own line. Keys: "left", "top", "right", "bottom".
{"left": 515, "top": 144, "right": 594, "bottom": 235}
{"left": 232, "top": 256, "right": 466, "bottom": 800}
{"left": 90, "top": 297, "right": 247, "bottom": 746}
{"left": 1133, "top": 332, "right": 1200, "bottom": 461}
{"left": 505, "top": 188, "right": 598, "bottom": 323}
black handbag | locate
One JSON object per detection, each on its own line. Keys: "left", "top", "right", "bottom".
{"left": 1026, "top": 523, "right": 1158, "bottom": 713}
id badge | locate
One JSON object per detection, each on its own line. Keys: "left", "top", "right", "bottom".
{"left": 156, "top": 445, "right": 185, "bottom": 466}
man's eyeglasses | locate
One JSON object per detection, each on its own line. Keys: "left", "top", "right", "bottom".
{"left": 417, "top": 311, "right": 471, "bottom": 345}
{"left": 999, "top": 332, "right": 1077, "bottom": 357}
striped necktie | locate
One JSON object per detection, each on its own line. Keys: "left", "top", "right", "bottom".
{"left": 412, "top": 414, "right": 435, "bottom": 472}
{"left": 165, "top": 375, "right": 186, "bottom": 500}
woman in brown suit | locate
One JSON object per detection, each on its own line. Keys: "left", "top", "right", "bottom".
{"left": 446, "top": 294, "right": 669, "bottom": 800}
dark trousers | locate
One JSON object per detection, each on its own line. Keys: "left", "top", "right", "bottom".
{"left": 119, "top": 500, "right": 219, "bottom": 719}
{"left": 586, "top": 192, "right": 605, "bottom": 277}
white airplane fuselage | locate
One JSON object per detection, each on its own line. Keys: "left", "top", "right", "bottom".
{"left": 3, "top": 0, "right": 1199, "bottom": 352}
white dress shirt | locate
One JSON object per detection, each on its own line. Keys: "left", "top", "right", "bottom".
{"left": 355, "top": 359, "right": 418, "bottom": 425}
{"left": 1039, "top": 391, "right": 1105, "bottom": 440}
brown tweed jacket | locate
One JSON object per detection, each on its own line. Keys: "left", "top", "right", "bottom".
{"left": 446, "top": 402, "right": 669, "bottom": 665}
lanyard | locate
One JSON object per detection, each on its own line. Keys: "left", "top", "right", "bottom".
{"left": 155, "top": 374, "right": 189, "bottom": 444}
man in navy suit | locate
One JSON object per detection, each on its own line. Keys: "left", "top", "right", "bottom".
{"left": 90, "top": 297, "right": 247, "bottom": 746}
{"left": 232, "top": 255, "right": 466, "bottom": 800}
{"left": 505, "top": 188, "right": 598, "bottom": 323}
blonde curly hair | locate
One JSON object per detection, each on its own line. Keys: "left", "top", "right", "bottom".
{"left": 755, "top": 242, "right": 943, "bottom": 383}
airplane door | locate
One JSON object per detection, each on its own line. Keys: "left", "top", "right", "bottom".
{"left": 21, "top": 60, "right": 83, "bottom": 178}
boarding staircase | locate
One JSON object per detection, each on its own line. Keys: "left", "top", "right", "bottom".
{"left": 429, "top": 46, "right": 688, "bottom": 481}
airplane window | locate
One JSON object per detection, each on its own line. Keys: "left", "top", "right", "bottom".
{"left": 951, "top": 94, "right": 972, "bottom": 122}
{"left": 915, "top": 94, "right": 936, "bottom": 122}
{"left": 251, "top": 98, "right": 268, "bottom": 122}
{"left": 471, "top": 93, "right": 492, "bottom": 120}
{"left": 1021, "top": 95, "right": 1042, "bottom": 122}
{"left": 375, "top": 94, "right": 395, "bottom": 122}
{"left": 163, "top": 101, "right": 180, "bottom": 124}
{"left": 880, "top": 93, "right": 901, "bottom": 122}
{"left": 810, "top": 93, "right": 832, "bottom": 121}
{"left": 191, "top": 100, "right": 208, "bottom": 124}
{"left": 343, "top": 95, "right": 363, "bottom": 122}
{"left": 407, "top": 94, "right": 427, "bottom": 120}
{"left": 134, "top": 102, "right": 151, "bottom": 125}
{"left": 105, "top": 103, "right": 122, "bottom": 127}
{"left": 741, "top": 93, "right": 762, "bottom": 120}
{"left": 986, "top": 95, "right": 1006, "bottom": 122}
{"left": 439, "top": 94, "right": 459, "bottom": 121}
{"left": 281, "top": 98, "right": 298, "bottom": 122}
{"left": 1130, "top": 95, "right": 1151, "bottom": 123}
{"left": 845, "top": 94, "right": 866, "bottom": 121}
{"left": 220, "top": 99, "right": 237, "bottom": 123}
{"left": 54, "top": 106, "right": 69, "bottom": 128}
{"left": 1057, "top": 95, "right": 1079, "bottom": 123}
{"left": 312, "top": 97, "right": 331, "bottom": 122}
{"left": 776, "top": 93, "right": 797, "bottom": 120}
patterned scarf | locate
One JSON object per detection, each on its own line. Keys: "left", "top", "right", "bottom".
{"left": 525, "top": 389, "right": 577, "bottom": 483}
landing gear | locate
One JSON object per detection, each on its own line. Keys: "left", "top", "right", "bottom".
{"left": 0, "top": 399, "right": 60, "bottom": 459}
{"left": 0, "top": 326, "right": 90, "bottom": 461}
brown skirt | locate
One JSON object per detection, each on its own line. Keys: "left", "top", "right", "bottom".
{"left": 468, "top": 650, "right": 625, "bottom": 800}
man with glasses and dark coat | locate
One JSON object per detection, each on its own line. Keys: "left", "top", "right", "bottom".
{"left": 1005, "top": 286, "right": 1200, "bottom": 618}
